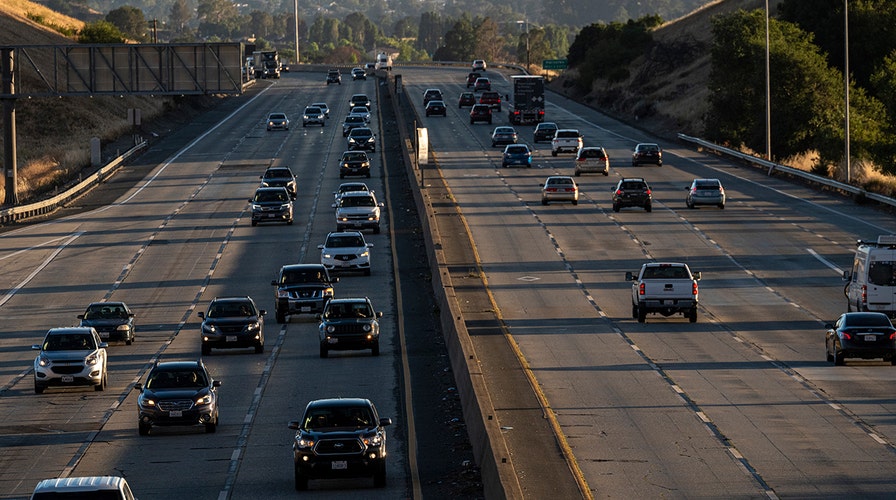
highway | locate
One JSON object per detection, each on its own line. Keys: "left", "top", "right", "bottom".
{"left": 1, "top": 64, "right": 896, "bottom": 499}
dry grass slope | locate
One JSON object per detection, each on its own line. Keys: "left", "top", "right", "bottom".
{"left": 0, "top": 0, "right": 174, "bottom": 205}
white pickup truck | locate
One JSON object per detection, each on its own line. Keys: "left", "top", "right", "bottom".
{"left": 626, "top": 262, "right": 701, "bottom": 323}
{"left": 551, "top": 129, "right": 583, "bottom": 156}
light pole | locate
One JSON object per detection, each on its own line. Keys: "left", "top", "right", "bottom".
{"left": 765, "top": 0, "right": 771, "bottom": 164}
{"left": 844, "top": 0, "right": 851, "bottom": 184}
{"left": 293, "top": 0, "right": 300, "bottom": 64}
{"left": 517, "top": 20, "right": 530, "bottom": 70}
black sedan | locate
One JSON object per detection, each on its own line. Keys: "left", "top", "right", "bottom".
{"left": 425, "top": 100, "right": 447, "bottom": 117}
{"left": 77, "top": 301, "right": 135, "bottom": 344}
{"left": 825, "top": 312, "right": 896, "bottom": 365}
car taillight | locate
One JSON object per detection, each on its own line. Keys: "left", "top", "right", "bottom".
{"left": 692, "top": 282, "right": 698, "bottom": 296}
{"left": 841, "top": 331, "right": 852, "bottom": 340}
{"left": 615, "top": 189, "right": 623, "bottom": 195}
{"left": 577, "top": 157, "right": 586, "bottom": 162}
{"left": 645, "top": 189, "right": 651, "bottom": 195}
{"left": 889, "top": 331, "right": 896, "bottom": 340}
{"left": 639, "top": 283, "right": 645, "bottom": 296}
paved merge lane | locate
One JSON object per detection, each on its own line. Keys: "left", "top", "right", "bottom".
{"left": 401, "top": 66, "right": 896, "bottom": 497}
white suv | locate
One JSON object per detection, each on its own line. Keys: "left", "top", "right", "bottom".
{"left": 318, "top": 231, "right": 373, "bottom": 275}
{"left": 32, "top": 327, "right": 108, "bottom": 394}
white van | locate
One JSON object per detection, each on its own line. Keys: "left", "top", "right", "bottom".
{"left": 843, "top": 235, "right": 896, "bottom": 317}
{"left": 31, "top": 476, "right": 136, "bottom": 499}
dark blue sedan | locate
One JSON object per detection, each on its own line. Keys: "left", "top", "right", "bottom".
{"left": 502, "top": 144, "right": 532, "bottom": 168}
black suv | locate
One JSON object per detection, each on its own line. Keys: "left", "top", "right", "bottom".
{"left": 272, "top": 264, "right": 338, "bottom": 323}
{"left": 134, "top": 360, "right": 220, "bottom": 435}
{"left": 326, "top": 69, "right": 341, "bottom": 85}
{"left": 318, "top": 297, "right": 382, "bottom": 357}
{"left": 198, "top": 296, "right": 266, "bottom": 355}
{"left": 288, "top": 398, "right": 392, "bottom": 490}
{"left": 259, "top": 166, "right": 297, "bottom": 198}
{"left": 612, "top": 178, "right": 652, "bottom": 212}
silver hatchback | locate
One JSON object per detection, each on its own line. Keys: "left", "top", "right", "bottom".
{"left": 574, "top": 146, "right": 609, "bottom": 176}
{"left": 685, "top": 178, "right": 726, "bottom": 209}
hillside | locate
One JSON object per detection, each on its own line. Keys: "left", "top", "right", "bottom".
{"left": 552, "top": 0, "right": 765, "bottom": 140}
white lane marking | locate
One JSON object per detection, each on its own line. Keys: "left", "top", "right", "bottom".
{"left": 0, "top": 232, "right": 83, "bottom": 307}
{"left": 808, "top": 248, "right": 844, "bottom": 275}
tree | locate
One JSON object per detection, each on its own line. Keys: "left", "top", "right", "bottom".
{"left": 196, "top": 0, "right": 241, "bottom": 39}
{"left": 439, "top": 14, "right": 477, "bottom": 62}
{"left": 78, "top": 20, "right": 127, "bottom": 44}
{"left": 169, "top": 0, "right": 192, "bottom": 33}
{"left": 248, "top": 10, "right": 274, "bottom": 39}
{"left": 106, "top": 5, "right": 147, "bottom": 42}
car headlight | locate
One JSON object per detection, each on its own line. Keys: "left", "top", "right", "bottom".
{"left": 251, "top": 204, "right": 262, "bottom": 211}
{"left": 247, "top": 321, "right": 260, "bottom": 332}
{"left": 327, "top": 325, "right": 336, "bottom": 333}
{"left": 38, "top": 355, "right": 50, "bottom": 367}
{"left": 260, "top": 181, "right": 270, "bottom": 187}
{"left": 85, "top": 353, "right": 100, "bottom": 366}
{"left": 324, "top": 288, "right": 334, "bottom": 297}
{"left": 322, "top": 252, "right": 333, "bottom": 259}
{"left": 348, "top": 138, "right": 357, "bottom": 144}
{"left": 203, "top": 324, "right": 217, "bottom": 334}
{"left": 296, "top": 435, "right": 314, "bottom": 449}
{"left": 303, "top": 115, "right": 309, "bottom": 120}
{"left": 276, "top": 290, "right": 289, "bottom": 298}
{"left": 268, "top": 121, "right": 274, "bottom": 126}
{"left": 195, "top": 394, "right": 212, "bottom": 405}
{"left": 116, "top": 324, "right": 130, "bottom": 331}
{"left": 364, "top": 433, "right": 383, "bottom": 446}
{"left": 280, "top": 203, "right": 291, "bottom": 210}
{"left": 141, "top": 397, "right": 156, "bottom": 407}
{"left": 360, "top": 250, "right": 369, "bottom": 258}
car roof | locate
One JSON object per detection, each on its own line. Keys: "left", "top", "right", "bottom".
{"left": 46, "top": 327, "right": 96, "bottom": 336}
{"left": 327, "top": 230, "right": 365, "bottom": 237}
{"left": 349, "top": 127, "right": 373, "bottom": 134}
{"left": 426, "top": 100, "right": 444, "bottom": 105}
{"left": 282, "top": 263, "right": 327, "bottom": 271}
{"left": 255, "top": 186, "right": 289, "bottom": 193}
{"left": 305, "top": 397, "right": 373, "bottom": 410}
{"left": 269, "top": 113, "right": 286, "bottom": 117}
{"left": 344, "top": 115, "right": 364, "bottom": 122}
{"left": 341, "top": 190, "right": 375, "bottom": 198}
{"left": 305, "top": 106, "right": 321, "bottom": 110}
{"left": 546, "top": 175, "right": 575, "bottom": 181}
{"left": 351, "top": 93, "right": 369, "bottom": 98}
{"left": 264, "top": 166, "right": 293, "bottom": 174}
{"left": 494, "top": 126, "right": 515, "bottom": 132}
{"left": 152, "top": 360, "right": 204, "bottom": 371}
{"left": 32, "top": 476, "right": 130, "bottom": 494}
{"left": 311, "top": 102, "right": 328, "bottom": 107}
{"left": 537, "top": 122, "right": 557, "bottom": 127}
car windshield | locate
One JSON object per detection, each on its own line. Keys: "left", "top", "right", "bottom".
{"left": 547, "top": 177, "right": 574, "bottom": 186}
{"left": 695, "top": 181, "right": 721, "bottom": 190}
{"left": 324, "top": 302, "right": 372, "bottom": 319}
{"left": 305, "top": 107, "right": 321, "bottom": 114}
{"left": 304, "top": 406, "right": 375, "bottom": 429}
{"left": 868, "top": 262, "right": 896, "bottom": 286}
{"left": 43, "top": 333, "right": 95, "bottom": 351}
{"left": 263, "top": 169, "right": 291, "bottom": 179}
{"left": 84, "top": 304, "right": 127, "bottom": 319}
{"left": 327, "top": 235, "right": 364, "bottom": 248}
{"left": 280, "top": 269, "right": 327, "bottom": 284}
{"left": 580, "top": 149, "right": 604, "bottom": 158}
{"left": 506, "top": 146, "right": 528, "bottom": 154}
{"left": 621, "top": 181, "right": 647, "bottom": 190}
{"left": 207, "top": 302, "right": 253, "bottom": 318}
{"left": 350, "top": 130, "right": 372, "bottom": 138}
{"left": 341, "top": 196, "right": 375, "bottom": 207}
{"left": 642, "top": 266, "right": 690, "bottom": 279}
{"left": 843, "top": 314, "right": 894, "bottom": 328}
{"left": 338, "top": 184, "right": 367, "bottom": 194}
{"left": 345, "top": 116, "right": 364, "bottom": 124}
{"left": 254, "top": 190, "right": 288, "bottom": 202}
{"left": 147, "top": 369, "right": 207, "bottom": 389}
{"left": 270, "top": 114, "right": 286, "bottom": 120}
{"left": 639, "top": 145, "right": 659, "bottom": 152}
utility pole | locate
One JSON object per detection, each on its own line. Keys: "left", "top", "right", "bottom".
{"left": 1, "top": 48, "right": 18, "bottom": 206}
{"left": 293, "top": 0, "right": 300, "bottom": 64}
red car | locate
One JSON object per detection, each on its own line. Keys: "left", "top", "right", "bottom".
{"left": 458, "top": 92, "right": 476, "bottom": 108}
{"left": 469, "top": 104, "right": 492, "bottom": 124}
{"left": 478, "top": 91, "right": 502, "bottom": 112}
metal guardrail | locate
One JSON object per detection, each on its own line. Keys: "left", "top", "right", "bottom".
{"left": 0, "top": 140, "right": 147, "bottom": 224}
{"left": 678, "top": 133, "right": 896, "bottom": 209}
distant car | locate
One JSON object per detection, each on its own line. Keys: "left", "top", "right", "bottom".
{"left": 574, "top": 146, "right": 610, "bottom": 176}
{"left": 479, "top": 91, "right": 502, "bottom": 111}
{"left": 685, "top": 178, "right": 726, "bottom": 209}
{"left": 326, "top": 69, "right": 341, "bottom": 85}
{"left": 339, "top": 150, "right": 372, "bottom": 178}
{"left": 259, "top": 166, "right": 297, "bottom": 199}
{"left": 472, "top": 59, "right": 487, "bottom": 71}
{"left": 425, "top": 100, "right": 447, "bottom": 116}
{"left": 271, "top": 264, "right": 337, "bottom": 323}
{"left": 469, "top": 104, "right": 492, "bottom": 124}
{"left": 350, "top": 93, "right": 371, "bottom": 110}
{"left": 351, "top": 68, "right": 366, "bottom": 80}
{"left": 466, "top": 72, "right": 482, "bottom": 87}
{"left": 318, "top": 231, "right": 372, "bottom": 275}
{"left": 31, "top": 476, "right": 137, "bottom": 499}
{"left": 302, "top": 106, "right": 325, "bottom": 127}
{"left": 422, "top": 88, "right": 443, "bottom": 106}
{"left": 364, "top": 62, "right": 376, "bottom": 74}
{"left": 198, "top": 296, "right": 266, "bottom": 355}
{"left": 134, "top": 360, "right": 220, "bottom": 435}
{"left": 347, "top": 127, "right": 376, "bottom": 152}
{"left": 458, "top": 92, "right": 476, "bottom": 108}
{"left": 541, "top": 176, "right": 579, "bottom": 205}
{"left": 350, "top": 106, "right": 371, "bottom": 123}
{"left": 502, "top": 144, "right": 532, "bottom": 168}
{"left": 826, "top": 312, "right": 896, "bottom": 365}
{"left": 612, "top": 178, "right": 652, "bottom": 212}
{"left": 288, "top": 398, "right": 391, "bottom": 489}
{"left": 632, "top": 143, "right": 663, "bottom": 166}
{"left": 473, "top": 77, "right": 491, "bottom": 92}
{"left": 250, "top": 186, "right": 293, "bottom": 226}
{"left": 342, "top": 115, "right": 366, "bottom": 136}
{"left": 334, "top": 182, "right": 371, "bottom": 202}
{"left": 533, "top": 122, "right": 558, "bottom": 143}
{"left": 310, "top": 102, "right": 330, "bottom": 119}
{"left": 267, "top": 112, "right": 289, "bottom": 131}
{"left": 318, "top": 297, "right": 383, "bottom": 357}
{"left": 77, "top": 301, "right": 135, "bottom": 344}
{"left": 32, "top": 327, "right": 108, "bottom": 394}
{"left": 490, "top": 126, "right": 518, "bottom": 147}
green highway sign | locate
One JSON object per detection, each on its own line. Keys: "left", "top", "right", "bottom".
{"left": 542, "top": 59, "right": 568, "bottom": 70}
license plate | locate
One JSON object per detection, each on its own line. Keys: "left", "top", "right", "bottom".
{"left": 339, "top": 262, "right": 350, "bottom": 267}
{"left": 226, "top": 336, "right": 237, "bottom": 342}
{"left": 267, "top": 214, "right": 276, "bottom": 218}
{"left": 61, "top": 375, "right": 74, "bottom": 383}
{"left": 331, "top": 461, "right": 347, "bottom": 470}
{"left": 865, "top": 335, "right": 877, "bottom": 341}
{"left": 301, "top": 306, "right": 311, "bottom": 312}
{"left": 328, "top": 338, "right": 339, "bottom": 344}
{"left": 169, "top": 410, "right": 182, "bottom": 417}
{"left": 99, "top": 332, "right": 109, "bottom": 338}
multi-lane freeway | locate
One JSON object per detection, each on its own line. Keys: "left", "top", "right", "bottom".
{"left": 2, "top": 65, "right": 896, "bottom": 499}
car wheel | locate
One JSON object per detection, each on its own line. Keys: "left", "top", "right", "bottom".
{"left": 294, "top": 465, "right": 308, "bottom": 491}
{"left": 364, "top": 268, "right": 371, "bottom": 276}
{"left": 834, "top": 346, "right": 845, "bottom": 366}
{"left": 340, "top": 174, "right": 345, "bottom": 179}
{"left": 126, "top": 335, "right": 133, "bottom": 346}
{"left": 276, "top": 310, "right": 286, "bottom": 324}
{"left": 603, "top": 171, "right": 609, "bottom": 176}
{"left": 255, "top": 342, "right": 264, "bottom": 354}
{"left": 205, "top": 420, "right": 217, "bottom": 433}
{"left": 302, "top": 123, "right": 306, "bottom": 127}
{"left": 287, "top": 219, "right": 293, "bottom": 225}
{"left": 826, "top": 347, "right": 834, "bottom": 363}
{"left": 890, "top": 356, "right": 896, "bottom": 366}
{"left": 372, "top": 341, "right": 380, "bottom": 356}
{"left": 366, "top": 172, "right": 371, "bottom": 178}
{"left": 632, "top": 304, "right": 638, "bottom": 319}
{"left": 541, "top": 198, "right": 548, "bottom": 205}
{"left": 138, "top": 421, "right": 151, "bottom": 436}
{"left": 319, "top": 345, "right": 328, "bottom": 358}
{"left": 201, "top": 344, "right": 211, "bottom": 356}
{"left": 574, "top": 170, "right": 580, "bottom": 176}
{"left": 34, "top": 382, "right": 45, "bottom": 395}
{"left": 719, "top": 203, "right": 725, "bottom": 209}
{"left": 374, "top": 225, "right": 381, "bottom": 234}
{"left": 251, "top": 220, "right": 257, "bottom": 226}
{"left": 613, "top": 204, "right": 620, "bottom": 213}
{"left": 95, "top": 372, "right": 106, "bottom": 392}
{"left": 687, "top": 201, "right": 694, "bottom": 209}
{"left": 645, "top": 204, "right": 652, "bottom": 212}
{"left": 688, "top": 307, "right": 698, "bottom": 323}
{"left": 487, "top": 118, "right": 492, "bottom": 124}
{"left": 373, "top": 462, "right": 386, "bottom": 487}
{"left": 637, "top": 305, "right": 647, "bottom": 323}
{"left": 552, "top": 150, "right": 558, "bottom": 157}
{"left": 470, "top": 119, "right": 474, "bottom": 124}
{"left": 572, "top": 200, "right": 578, "bottom": 205}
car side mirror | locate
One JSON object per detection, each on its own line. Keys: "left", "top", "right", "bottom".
{"left": 317, "top": 244, "right": 324, "bottom": 249}
{"left": 213, "top": 380, "right": 222, "bottom": 388}
{"left": 331, "top": 203, "right": 337, "bottom": 208}
{"left": 77, "top": 314, "right": 85, "bottom": 319}
{"left": 692, "top": 271, "right": 701, "bottom": 280}
{"left": 271, "top": 280, "right": 278, "bottom": 286}
{"left": 625, "top": 272, "right": 634, "bottom": 281}
{"left": 824, "top": 323, "right": 834, "bottom": 330}
{"left": 133, "top": 383, "right": 143, "bottom": 391}
{"left": 99, "top": 342, "right": 109, "bottom": 349}
{"left": 258, "top": 309, "right": 266, "bottom": 316}
{"left": 288, "top": 420, "right": 300, "bottom": 430}
{"left": 367, "top": 243, "right": 374, "bottom": 248}
{"left": 376, "top": 311, "right": 383, "bottom": 318}
{"left": 197, "top": 312, "right": 205, "bottom": 319}
{"left": 32, "top": 344, "right": 41, "bottom": 351}
{"left": 248, "top": 198, "right": 253, "bottom": 202}
{"left": 379, "top": 417, "right": 392, "bottom": 427}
